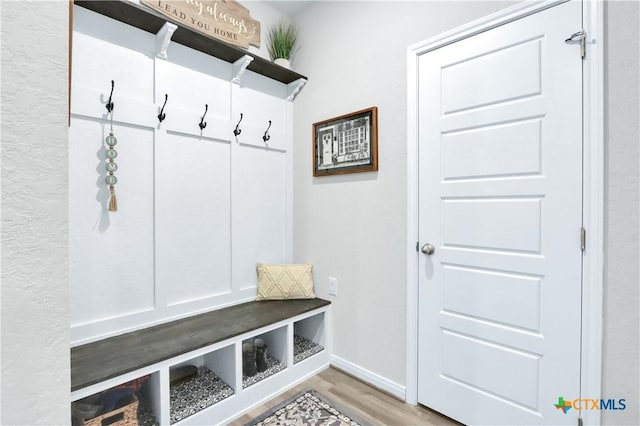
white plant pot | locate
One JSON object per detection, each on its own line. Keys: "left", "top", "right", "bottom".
{"left": 274, "top": 58, "right": 290, "bottom": 69}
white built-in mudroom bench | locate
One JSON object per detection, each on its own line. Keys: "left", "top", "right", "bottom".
{"left": 71, "top": 299, "right": 331, "bottom": 425}
{"left": 69, "top": 1, "right": 328, "bottom": 424}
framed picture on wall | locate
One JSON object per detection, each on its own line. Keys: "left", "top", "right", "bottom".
{"left": 313, "top": 107, "right": 378, "bottom": 176}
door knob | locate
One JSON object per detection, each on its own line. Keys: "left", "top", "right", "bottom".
{"left": 421, "top": 243, "right": 435, "bottom": 255}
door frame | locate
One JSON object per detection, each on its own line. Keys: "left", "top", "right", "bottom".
{"left": 405, "top": 1, "right": 604, "bottom": 425}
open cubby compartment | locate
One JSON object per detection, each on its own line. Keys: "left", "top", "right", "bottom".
{"left": 169, "top": 344, "right": 235, "bottom": 424}
{"left": 241, "top": 325, "right": 288, "bottom": 389}
{"left": 293, "top": 311, "right": 326, "bottom": 364}
{"left": 71, "top": 371, "right": 161, "bottom": 426}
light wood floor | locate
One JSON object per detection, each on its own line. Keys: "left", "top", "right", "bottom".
{"left": 230, "top": 367, "right": 461, "bottom": 426}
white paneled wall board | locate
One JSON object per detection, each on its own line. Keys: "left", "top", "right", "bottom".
{"left": 232, "top": 145, "right": 288, "bottom": 292}
{"left": 70, "top": 5, "right": 294, "bottom": 344}
{"left": 154, "top": 42, "right": 232, "bottom": 122}
{"left": 232, "top": 70, "right": 288, "bottom": 150}
{"left": 156, "top": 133, "right": 232, "bottom": 307}
{"left": 69, "top": 119, "right": 156, "bottom": 326}
{"left": 72, "top": 6, "right": 155, "bottom": 102}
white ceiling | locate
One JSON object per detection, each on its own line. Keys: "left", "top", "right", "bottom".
{"left": 263, "top": 1, "right": 316, "bottom": 18}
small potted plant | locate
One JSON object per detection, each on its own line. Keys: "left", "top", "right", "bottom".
{"left": 266, "top": 21, "right": 299, "bottom": 69}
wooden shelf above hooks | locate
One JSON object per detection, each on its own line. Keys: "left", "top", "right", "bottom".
{"left": 74, "top": 0, "right": 308, "bottom": 86}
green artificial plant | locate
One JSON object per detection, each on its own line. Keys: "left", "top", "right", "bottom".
{"left": 266, "top": 21, "right": 299, "bottom": 61}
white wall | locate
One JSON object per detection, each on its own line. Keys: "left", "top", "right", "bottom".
{"left": 293, "top": 3, "right": 640, "bottom": 419}
{"left": 1, "top": 1, "right": 70, "bottom": 424}
{"left": 292, "top": 1, "right": 515, "bottom": 386}
{"left": 603, "top": 1, "right": 640, "bottom": 424}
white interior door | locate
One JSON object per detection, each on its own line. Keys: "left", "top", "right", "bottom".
{"left": 417, "top": 2, "right": 583, "bottom": 425}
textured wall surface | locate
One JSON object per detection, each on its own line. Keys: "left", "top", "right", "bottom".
{"left": 1, "top": 1, "right": 70, "bottom": 424}
{"left": 292, "top": 1, "right": 514, "bottom": 386}
{"left": 603, "top": 1, "right": 640, "bottom": 425}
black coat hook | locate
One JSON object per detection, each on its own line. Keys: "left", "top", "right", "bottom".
{"left": 106, "top": 80, "right": 114, "bottom": 113}
{"left": 199, "top": 104, "right": 208, "bottom": 130}
{"left": 158, "top": 94, "right": 168, "bottom": 123}
{"left": 233, "top": 113, "right": 243, "bottom": 136}
{"left": 263, "top": 120, "right": 272, "bottom": 143}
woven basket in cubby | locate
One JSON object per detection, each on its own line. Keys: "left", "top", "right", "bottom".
{"left": 82, "top": 394, "right": 138, "bottom": 426}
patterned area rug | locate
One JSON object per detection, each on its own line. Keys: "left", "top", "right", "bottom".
{"left": 245, "top": 389, "right": 366, "bottom": 426}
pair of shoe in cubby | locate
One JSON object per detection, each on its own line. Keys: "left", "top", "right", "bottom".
{"left": 242, "top": 338, "right": 268, "bottom": 377}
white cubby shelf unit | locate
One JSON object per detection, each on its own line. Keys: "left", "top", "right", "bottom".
{"left": 71, "top": 299, "right": 332, "bottom": 425}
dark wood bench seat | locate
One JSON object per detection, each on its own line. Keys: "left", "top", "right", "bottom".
{"left": 71, "top": 298, "right": 331, "bottom": 391}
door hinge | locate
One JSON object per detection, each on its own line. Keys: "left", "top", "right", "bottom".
{"left": 416, "top": 241, "right": 419, "bottom": 252}
{"left": 578, "top": 416, "right": 583, "bottom": 426}
{"left": 565, "top": 30, "right": 586, "bottom": 59}
{"left": 580, "top": 227, "right": 586, "bottom": 252}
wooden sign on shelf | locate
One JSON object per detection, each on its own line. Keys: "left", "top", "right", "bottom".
{"left": 141, "top": 0, "right": 261, "bottom": 48}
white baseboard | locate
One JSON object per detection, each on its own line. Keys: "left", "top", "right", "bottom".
{"left": 330, "top": 355, "right": 406, "bottom": 401}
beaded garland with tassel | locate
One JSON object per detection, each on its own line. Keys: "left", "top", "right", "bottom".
{"left": 105, "top": 110, "right": 119, "bottom": 212}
